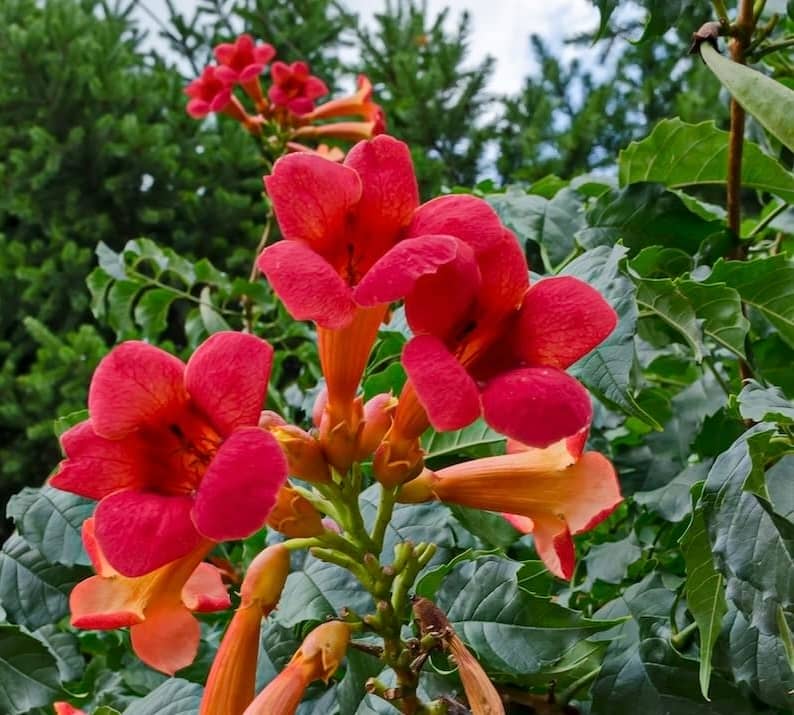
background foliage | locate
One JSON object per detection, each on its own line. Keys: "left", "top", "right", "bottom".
{"left": 2, "top": 0, "right": 794, "bottom": 712}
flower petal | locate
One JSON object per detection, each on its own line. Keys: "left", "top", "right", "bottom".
{"left": 406, "top": 195, "right": 504, "bottom": 254}
{"left": 181, "top": 562, "right": 231, "bottom": 612}
{"left": 474, "top": 229, "right": 529, "bottom": 319}
{"left": 94, "top": 491, "right": 202, "bottom": 577}
{"left": 353, "top": 235, "right": 462, "bottom": 306}
{"left": 193, "top": 428, "right": 288, "bottom": 542}
{"left": 185, "top": 332, "right": 273, "bottom": 436}
{"left": 88, "top": 342, "right": 187, "bottom": 440}
{"left": 258, "top": 241, "right": 356, "bottom": 328}
{"left": 344, "top": 136, "right": 419, "bottom": 270}
{"left": 70, "top": 575, "right": 145, "bottom": 629}
{"left": 264, "top": 153, "right": 361, "bottom": 254}
{"left": 516, "top": 276, "right": 617, "bottom": 369}
{"left": 531, "top": 514, "right": 576, "bottom": 580}
{"left": 558, "top": 452, "right": 622, "bottom": 534}
{"left": 50, "top": 421, "right": 145, "bottom": 500}
{"left": 402, "top": 336, "right": 481, "bottom": 431}
{"left": 481, "top": 367, "right": 592, "bottom": 447}
{"left": 130, "top": 603, "right": 200, "bottom": 675}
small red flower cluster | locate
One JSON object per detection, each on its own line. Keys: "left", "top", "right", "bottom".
{"left": 184, "top": 34, "right": 385, "bottom": 159}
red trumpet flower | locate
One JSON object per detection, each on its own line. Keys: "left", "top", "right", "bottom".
{"left": 50, "top": 332, "right": 288, "bottom": 577}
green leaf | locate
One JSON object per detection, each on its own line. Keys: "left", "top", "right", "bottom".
{"left": 0, "top": 623, "right": 61, "bottom": 715}
{"left": 564, "top": 245, "right": 659, "bottom": 426}
{"left": 6, "top": 486, "right": 93, "bottom": 566}
{"left": 415, "top": 548, "right": 501, "bottom": 599}
{"left": 123, "top": 678, "right": 203, "bottom": 715}
{"left": 619, "top": 118, "right": 794, "bottom": 202}
{"left": 701, "top": 43, "right": 794, "bottom": 152}
{"left": 448, "top": 505, "right": 520, "bottom": 549}
{"left": 33, "top": 625, "right": 85, "bottom": 682}
{"left": 677, "top": 280, "right": 749, "bottom": 359}
{"left": 422, "top": 419, "right": 505, "bottom": 465}
{"left": 133, "top": 288, "right": 176, "bottom": 339}
{"left": 0, "top": 533, "right": 89, "bottom": 629}
{"left": 738, "top": 380, "right": 794, "bottom": 424}
{"left": 436, "top": 558, "right": 622, "bottom": 679}
{"left": 635, "top": 277, "right": 704, "bottom": 361}
{"left": 681, "top": 508, "right": 727, "bottom": 700}
{"left": 706, "top": 255, "right": 794, "bottom": 349}
{"left": 578, "top": 183, "right": 724, "bottom": 255}
{"left": 585, "top": 533, "right": 643, "bottom": 585}
{"left": 276, "top": 553, "right": 373, "bottom": 629}
{"left": 753, "top": 334, "right": 794, "bottom": 397}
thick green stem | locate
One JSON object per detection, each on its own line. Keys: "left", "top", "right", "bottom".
{"left": 371, "top": 485, "right": 399, "bottom": 554}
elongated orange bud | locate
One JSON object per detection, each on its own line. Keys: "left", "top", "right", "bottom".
{"left": 200, "top": 545, "right": 290, "bottom": 715}
{"left": 243, "top": 621, "right": 351, "bottom": 715}
{"left": 271, "top": 424, "right": 331, "bottom": 483}
{"left": 267, "top": 483, "right": 324, "bottom": 538}
{"left": 356, "top": 392, "right": 398, "bottom": 459}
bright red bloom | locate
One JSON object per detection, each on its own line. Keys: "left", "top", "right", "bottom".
{"left": 70, "top": 519, "right": 230, "bottom": 674}
{"left": 398, "top": 431, "right": 622, "bottom": 580}
{"left": 185, "top": 66, "right": 234, "bottom": 118}
{"left": 258, "top": 136, "right": 508, "bottom": 466}
{"left": 214, "top": 34, "right": 276, "bottom": 84}
{"left": 54, "top": 705, "right": 87, "bottom": 715}
{"left": 268, "top": 61, "right": 329, "bottom": 116}
{"left": 50, "top": 332, "right": 288, "bottom": 577}
{"left": 356, "top": 222, "right": 617, "bottom": 451}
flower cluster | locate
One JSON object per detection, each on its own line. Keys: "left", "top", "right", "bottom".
{"left": 51, "top": 132, "right": 621, "bottom": 713}
{"left": 184, "top": 34, "right": 385, "bottom": 160}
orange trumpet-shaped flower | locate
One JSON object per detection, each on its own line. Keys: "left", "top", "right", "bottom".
{"left": 70, "top": 519, "right": 230, "bottom": 674}
{"left": 398, "top": 432, "right": 621, "bottom": 580}
{"left": 200, "top": 544, "right": 291, "bottom": 715}
{"left": 291, "top": 119, "right": 384, "bottom": 143}
{"left": 243, "top": 620, "right": 351, "bottom": 714}
{"left": 306, "top": 75, "right": 385, "bottom": 126}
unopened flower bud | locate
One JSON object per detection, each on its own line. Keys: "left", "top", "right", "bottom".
{"left": 243, "top": 621, "right": 351, "bottom": 715}
{"left": 271, "top": 424, "right": 331, "bottom": 483}
{"left": 356, "top": 393, "right": 398, "bottom": 459}
{"left": 373, "top": 434, "right": 425, "bottom": 487}
{"left": 240, "top": 543, "right": 291, "bottom": 611}
{"left": 396, "top": 469, "right": 437, "bottom": 503}
{"left": 267, "top": 483, "right": 324, "bottom": 538}
{"left": 317, "top": 398, "right": 364, "bottom": 472}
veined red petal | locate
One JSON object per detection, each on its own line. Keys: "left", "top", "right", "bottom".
{"left": 193, "top": 428, "right": 288, "bottom": 542}
{"left": 516, "top": 276, "right": 617, "bottom": 369}
{"left": 406, "top": 194, "right": 504, "bottom": 255}
{"left": 258, "top": 241, "right": 356, "bottom": 328}
{"left": 182, "top": 562, "right": 231, "bottom": 612}
{"left": 185, "top": 331, "right": 273, "bottom": 436}
{"left": 474, "top": 229, "right": 529, "bottom": 320}
{"left": 264, "top": 153, "right": 361, "bottom": 253}
{"left": 94, "top": 492, "right": 202, "bottom": 577}
{"left": 481, "top": 367, "right": 592, "bottom": 447}
{"left": 50, "top": 421, "right": 144, "bottom": 500}
{"left": 353, "top": 235, "right": 461, "bottom": 306}
{"left": 402, "top": 336, "right": 481, "bottom": 431}
{"left": 344, "top": 136, "right": 419, "bottom": 269}
{"left": 130, "top": 603, "right": 200, "bottom": 675}
{"left": 88, "top": 342, "right": 187, "bottom": 440}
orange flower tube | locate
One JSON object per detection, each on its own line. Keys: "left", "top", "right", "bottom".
{"left": 200, "top": 545, "right": 291, "bottom": 715}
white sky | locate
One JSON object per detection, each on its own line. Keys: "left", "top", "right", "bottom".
{"left": 135, "top": 0, "right": 600, "bottom": 96}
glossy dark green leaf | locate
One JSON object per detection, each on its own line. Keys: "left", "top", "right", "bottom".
{"left": 701, "top": 43, "right": 794, "bottom": 152}
{"left": 34, "top": 624, "right": 85, "bottom": 682}
{"left": 6, "top": 486, "right": 93, "bottom": 566}
{"left": 681, "top": 508, "right": 726, "bottom": 700}
{"left": 564, "top": 245, "right": 658, "bottom": 426}
{"left": 634, "top": 463, "right": 711, "bottom": 522}
{"left": 677, "top": 280, "right": 748, "bottom": 359}
{"left": 436, "top": 558, "right": 621, "bottom": 679}
{"left": 706, "top": 256, "right": 794, "bottom": 349}
{"left": 578, "top": 183, "right": 724, "bottom": 255}
{"left": 635, "top": 277, "right": 704, "bottom": 361}
{"left": 619, "top": 118, "right": 794, "bottom": 202}
{"left": 132, "top": 287, "right": 176, "bottom": 339}
{"left": 585, "top": 533, "right": 643, "bottom": 585}
{"left": 123, "top": 678, "right": 203, "bottom": 715}
{"left": 738, "top": 380, "right": 794, "bottom": 424}
{"left": 422, "top": 419, "right": 505, "bottom": 465}
{"left": 0, "top": 623, "right": 62, "bottom": 715}
{"left": 0, "top": 533, "right": 89, "bottom": 629}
